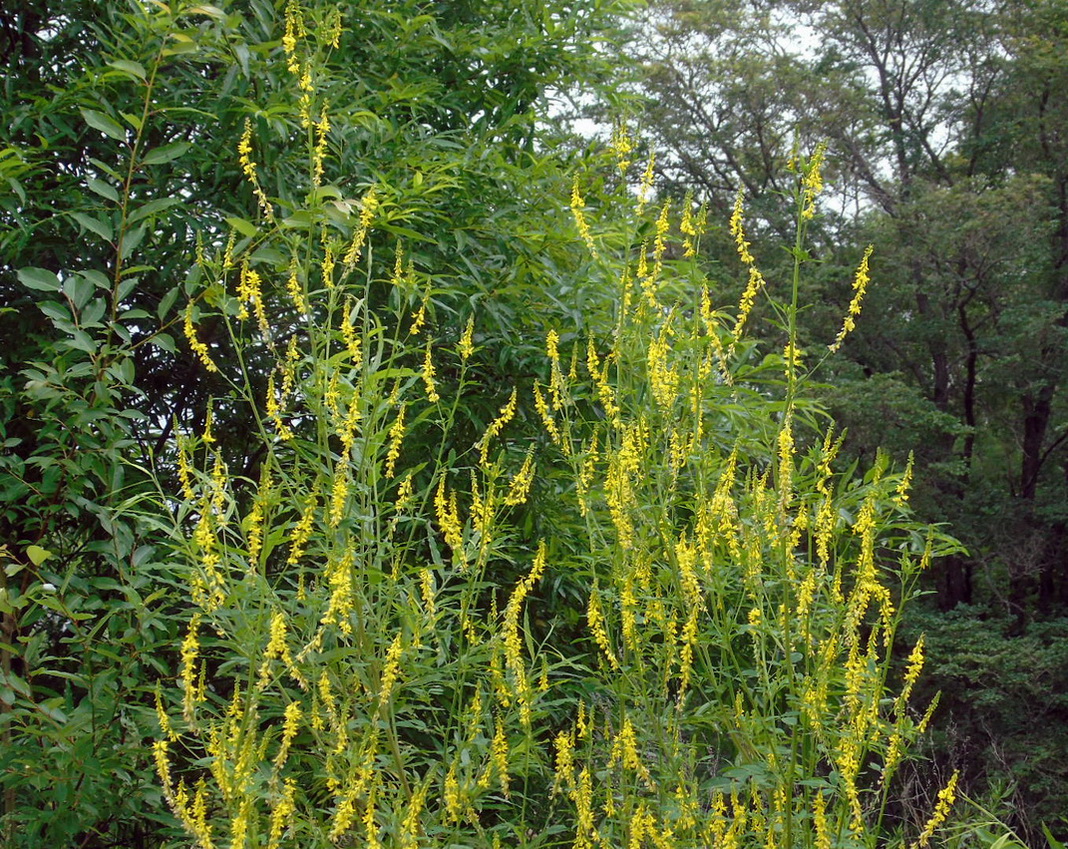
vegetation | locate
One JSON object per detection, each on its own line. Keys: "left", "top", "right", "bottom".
{"left": 618, "top": 0, "right": 1068, "bottom": 840}
{"left": 0, "top": 0, "right": 1063, "bottom": 847}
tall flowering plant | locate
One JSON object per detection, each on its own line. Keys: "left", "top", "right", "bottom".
{"left": 154, "top": 8, "right": 965, "bottom": 846}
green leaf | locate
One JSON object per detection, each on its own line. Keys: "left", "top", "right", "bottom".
{"left": 71, "top": 211, "right": 114, "bottom": 242}
{"left": 128, "top": 197, "right": 181, "bottom": 224}
{"left": 108, "top": 59, "right": 147, "bottom": 81}
{"left": 141, "top": 142, "right": 191, "bottom": 166}
{"left": 119, "top": 225, "right": 147, "bottom": 257}
{"left": 17, "top": 267, "right": 61, "bottom": 292}
{"left": 64, "top": 275, "right": 94, "bottom": 311}
{"left": 87, "top": 177, "right": 120, "bottom": 203}
{"left": 150, "top": 332, "right": 176, "bottom": 353}
{"left": 80, "top": 107, "right": 127, "bottom": 142}
{"left": 81, "top": 298, "right": 107, "bottom": 328}
{"left": 64, "top": 329, "right": 97, "bottom": 354}
{"left": 116, "top": 276, "right": 138, "bottom": 304}
{"left": 26, "top": 545, "right": 52, "bottom": 567}
{"left": 225, "top": 216, "right": 259, "bottom": 238}
{"left": 82, "top": 269, "right": 112, "bottom": 290}
{"left": 157, "top": 286, "right": 180, "bottom": 320}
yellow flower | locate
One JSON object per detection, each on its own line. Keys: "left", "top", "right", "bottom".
{"left": 237, "top": 119, "right": 273, "bottom": 217}
{"left": 409, "top": 297, "right": 427, "bottom": 336}
{"left": 458, "top": 315, "right": 475, "bottom": 361}
{"left": 267, "top": 778, "right": 297, "bottom": 849}
{"left": 570, "top": 176, "right": 598, "bottom": 258}
{"left": 313, "top": 107, "right": 330, "bottom": 187}
{"left": 478, "top": 387, "right": 518, "bottom": 467}
{"left": 651, "top": 197, "right": 671, "bottom": 283}
{"left": 421, "top": 340, "right": 440, "bottom": 403}
{"left": 342, "top": 186, "right": 379, "bottom": 267}
{"left": 180, "top": 613, "right": 202, "bottom": 721}
{"left": 830, "top": 245, "right": 873, "bottom": 352}
{"left": 913, "top": 772, "right": 959, "bottom": 848}
{"left": 637, "top": 152, "right": 656, "bottom": 215}
{"left": 183, "top": 303, "right": 218, "bottom": 373}
{"left": 587, "top": 584, "right": 619, "bottom": 670}
{"left": 286, "top": 257, "right": 307, "bottom": 316}
{"left": 492, "top": 718, "right": 510, "bottom": 797}
{"left": 901, "top": 634, "right": 925, "bottom": 702}
{"left": 895, "top": 451, "right": 915, "bottom": 506}
{"left": 504, "top": 450, "right": 535, "bottom": 506}
{"left": 384, "top": 402, "right": 406, "bottom": 480}
{"left": 801, "top": 142, "right": 827, "bottom": 220}
{"left": 273, "top": 701, "right": 302, "bottom": 768}
{"left": 287, "top": 485, "right": 319, "bottom": 565}
{"left": 730, "top": 188, "right": 755, "bottom": 265}
{"left": 611, "top": 122, "right": 633, "bottom": 174}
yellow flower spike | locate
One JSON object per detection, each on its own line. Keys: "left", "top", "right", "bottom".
{"left": 409, "top": 295, "right": 428, "bottom": 336}
{"left": 399, "top": 782, "right": 428, "bottom": 849}
{"left": 478, "top": 387, "right": 518, "bottom": 467}
{"left": 917, "top": 692, "right": 941, "bottom": 733}
{"left": 183, "top": 303, "right": 219, "bottom": 373}
{"left": 384, "top": 402, "right": 406, "bottom": 480}
{"left": 637, "top": 151, "right": 656, "bottom": 215}
{"left": 901, "top": 634, "right": 925, "bottom": 703}
{"left": 237, "top": 118, "right": 273, "bottom": 218}
{"left": 191, "top": 780, "right": 215, "bottom": 849}
{"left": 320, "top": 546, "right": 355, "bottom": 636}
{"left": 320, "top": 225, "right": 336, "bottom": 290}
{"left": 458, "top": 314, "right": 475, "bottom": 361}
{"left": 895, "top": 450, "right": 915, "bottom": 506}
{"left": 533, "top": 382, "right": 560, "bottom": 443}
{"left": 434, "top": 476, "right": 465, "bottom": 564}
{"left": 586, "top": 583, "right": 619, "bottom": 670}
{"left": 286, "top": 484, "right": 318, "bottom": 566}
{"left": 273, "top": 701, "right": 302, "bottom": 768}
{"left": 611, "top": 122, "right": 633, "bottom": 174}
{"left": 680, "top": 190, "right": 697, "bottom": 257}
{"left": 282, "top": 0, "right": 305, "bottom": 74}
{"left": 731, "top": 264, "right": 767, "bottom": 351}
{"left": 830, "top": 244, "right": 873, "bottom": 352}
{"left": 312, "top": 106, "right": 330, "bottom": 187}
{"left": 328, "top": 456, "right": 349, "bottom": 528}
{"left": 265, "top": 372, "right": 294, "bottom": 440}
{"left": 492, "top": 717, "right": 510, "bottom": 798}
{"left": 730, "top": 188, "right": 755, "bottom": 265}
{"left": 504, "top": 449, "right": 535, "bottom": 506}
{"left": 652, "top": 197, "right": 671, "bottom": 280}
{"left": 913, "top": 772, "right": 959, "bottom": 848}
{"left": 323, "top": 7, "right": 343, "bottom": 49}
{"left": 801, "top": 141, "right": 828, "bottom": 220}
{"left": 201, "top": 402, "right": 216, "bottom": 445}
{"left": 569, "top": 176, "right": 598, "bottom": 258}
{"left": 378, "top": 632, "right": 404, "bottom": 705}
{"left": 284, "top": 254, "right": 308, "bottom": 315}
{"left": 421, "top": 339, "right": 440, "bottom": 403}
{"left": 777, "top": 413, "right": 795, "bottom": 509}
{"left": 393, "top": 470, "right": 415, "bottom": 515}
{"left": 179, "top": 613, "right": 202, "bottom": 722}
{"left": 342, "top": 185, "right": 379, "bottom": 267}
{"left": 267, "top": 778, "right": 297, "bottom": 849}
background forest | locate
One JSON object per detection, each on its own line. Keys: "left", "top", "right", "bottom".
{"left": 1, "top": 0, "right": 1066, "bottom": 848}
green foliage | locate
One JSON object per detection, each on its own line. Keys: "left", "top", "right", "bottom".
{"left": 0, "top": 0, "right": 627, "bottom": 844}
{"left": 0, "top": 1, "right": 1027, "bottom": 847}
{"left": 147, "top": 82, "right": 970, "bottom": 845}
{"left": 905, "top": 608, "right": 1068, "bottom": 842}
